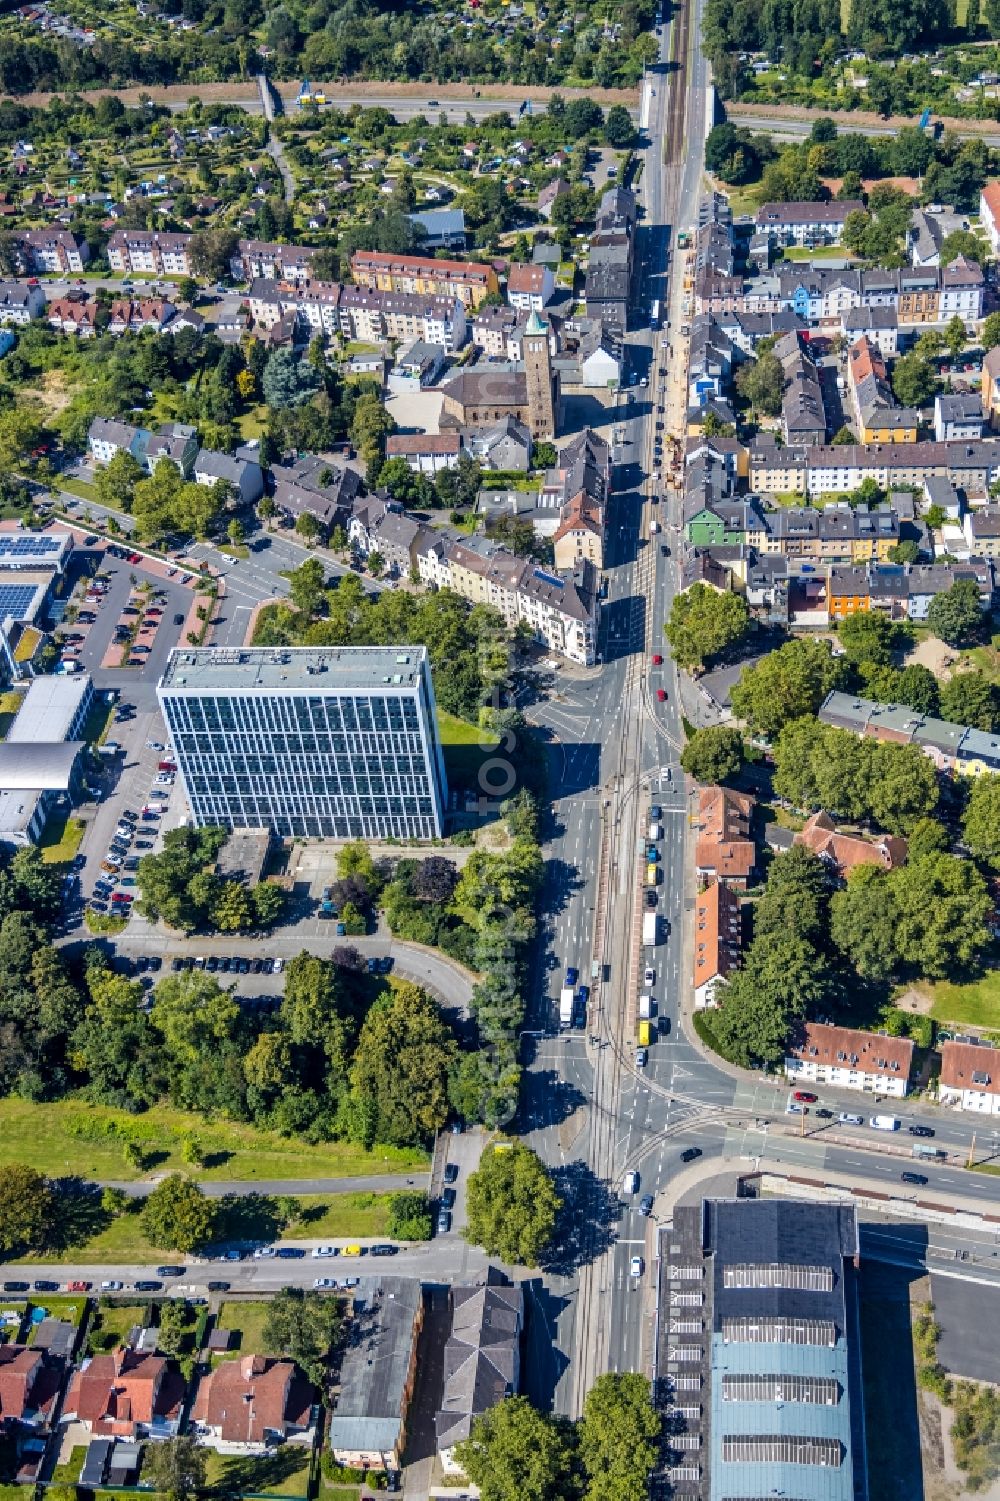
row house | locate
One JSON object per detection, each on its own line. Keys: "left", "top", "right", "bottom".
{"left": 15, "top": 228, "right": 88, "bottom": 274}
{"left": 270, "top": 454, "right": 362, "bottom": 537}
{"left": 847, "top": 335, "right": 919, "bottom": 444}
{"left": 964, "top": 505, "right": 1000, "bottom": 556}
{"left": 385, "top": 432, "right": 464, "bottom": 474}
{"left": 841, "top": 304, "right": 899, "bottom": 357}
{"left": 107, "top": 298, "right": 175, "bottom": 335}
{"left": 193, "top": 447, "right": 264, "bottom": 504}
{"left": 715, "top": 307, "right": 802, "bottom": 357}
{"left": 979, "top": 180, "right": 1000, "bottom": 258}
{"left": 248, "top": 278, "right": 342, "bottom": 338}
{"left": 785, "top": 1021, "right": 914, "bottom": 1098}
{"left": 338, "top": 286, "right": 467, "bottom": 351}
{"left": 0, "top": 281, "right": 45, "bottom": 324}
{"left": 934, "top": 391, "right": 985, "bottom": 443}
{"left": 47, "top": 297, "right": 97, "bottom": 337}
{"left": 827, "top": 559, "right": 994, "bottom": 621}
{"left": 755, "top": 199, "right": 864, "bottom": 247}
{"left": 819, "top": 689, "right": 1000, "bottom": 775}
{"left": 939, "top": 1038, "right": 1000, "bottom": 1116}
{"left": 106, "top": 230, "right": 192, "bottom": 276}
{"left": 415, "top": 533, "right": 598, "bottom": 665}
{"left": 88, "top": 417, "right": 150, "bottom": 466}
{"left": 350, "top": 250, "right": 499, "bottom": 308}
{"left": 507, "top": 261, "right": 555, "bottom": 310}
{"left": 776, "top": 331, "right": 827, "bottom": 446}
{"left": 553, "top": 492, "right": 604, "bottom": 570}
{"left": 350, "top": 499, "right": 429, "bottom": 577}
{"left": 696, "top": 257, "right": 984, "bottom": 325}
{"left": 472, "top": 304, "right": 525, "bottom": 359}
{"left": 233, "top": 239, "right": 316, "bottom": 283}
{"left": 693, "top": 879, "right": 741, "bottom": 1010}
{"left": 750, "top": 435, "right": 1000, "bottom": 499}
{"left": 793, "top": 810, "right": 907, "bottom": 877}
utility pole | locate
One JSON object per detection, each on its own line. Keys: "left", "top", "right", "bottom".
{"left": 968, "top": 1131, "right": 976, "bottom": 1169}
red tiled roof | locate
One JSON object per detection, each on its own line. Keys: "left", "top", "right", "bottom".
{"left": 695, "top": 785, "right": 756, "bottom": 879}
{"left": 191, "top": 1356, "right": 313, "bottom": 1444}
{"left": 787, "top": 1021, "right": 914, "bottom": 1078}
{"left": 940, "top": 1039, "right": 1000, "bottom": 1096}
{"left": 0, "top": 1347, "right": 44, "bottom": 1420}
{"left": 508, "top": 263, "right": 548, "bottom": 294}
{"left": 794, "top": 811, "right": 907, "bottom": 873}
{"left": 65, "top": 1349, "right": 183, "bottom": 1436}
{"left": 694, "top": 880, "right": 741, "bottom": 987}
{"left": 981, "top": 181, "right": 1000, "bottom": 225}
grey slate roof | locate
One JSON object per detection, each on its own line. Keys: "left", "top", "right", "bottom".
{"left": 435, "top": 1270, "right": 523, "bottom": 1450}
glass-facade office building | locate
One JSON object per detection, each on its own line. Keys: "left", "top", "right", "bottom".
{"left": 158, "top": 646, "right": 448, "bottom": 840}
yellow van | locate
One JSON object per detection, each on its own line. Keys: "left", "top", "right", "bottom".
{"left": 638, "top": 1020, "right": 652, "bottom": 1047}
{"left": 342, "top": 1244, "right": 363, "bottom": 1257}
{"left": 646, "top": 863, "right": 658, "bottom": 886}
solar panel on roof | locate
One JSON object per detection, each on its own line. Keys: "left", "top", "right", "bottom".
{"left": 0, "top": 585, "right": 40, "bottom": 620}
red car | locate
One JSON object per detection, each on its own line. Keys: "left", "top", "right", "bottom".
{"left": 793, "top": 1090, "right": 817, "bottom": 1103}
{"left": 656, "top": 688, "right": 667, "bottom": 701}
{"left": 651, "top": 653, "right": 663, "bottom": 665}
{"left": 128, "top": 552, "right": 142, "bottom": 564}
{"left": 111, "top": 892, "right": 134, "bottom": 903}
{"left": 67, "top": 1280, "right": 91, "bottom": 1292}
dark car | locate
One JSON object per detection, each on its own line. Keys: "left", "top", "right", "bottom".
{"left": 173, "top": 613, "right": 185, "bottom": 626}
{"left": 639, "top": 1193, "right": 654, "bottom": 1216}
{"left": 815, "top": 1108, "right": 834, "bottom": 1119}
{"left": 135, "top": 840, "right": 154, "bottom": 850}
{"left": 141, "top": 812, "right": 159, "bottom": 822}
{"left": 251, "top": 958, "right": 263, "bottom": 973}
{"left": 171, "top": 957, "right": 185, "bottom": 971}
{"left": 901, "top": 1172, "right": 928, "bottom": 1186}
{"left": 32, "top": 1280, "right": 59, "bottom": 1292}
{"left": 156, "top": 1265, "right": 185, "bottom": 1277}
{"left": 276, "top": 1247, "right": 305, "bottom": 1259}
{"left": 444, "top": 1163, "right": 459, "bottom": 1184}
{"left": 122, "top": 810, "right": 138, "bottom": 822}
{"left": 908, "top": 1125, "right": 935, "bottom": 1138}
{"left": 134, "top": 1280, "right": 162, "bottom": 1291}
{"left": 442, "top": 1187, "right": 456, "bottom": 1209}
{"left": 644, "top": 889, "right": 657, "bottom": 909}
{"left": 3, "top": 1281, "right": 29, "bottom": 1292}
{"left": 369, "top": 1244, "right": 398, "bottom": 1257}
{"left": 206, "top": 1281, "right": 231, "bottom": 1292}
{"left": 680, "top": 1147, "right": 702, "bottom": 1163}
{"left": 437, "top": 1209, "right": 452, "bottom": 1234}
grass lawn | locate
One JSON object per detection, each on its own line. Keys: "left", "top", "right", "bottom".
{"left": 87, "top": 1301, "right": 149, "bottom": 1352}
{"left": 21, "top": 1193, "right": 394, "bottom": 1265}
{"left": 782, "top": 245, "right": 854, "bottom": 262}
{"left": 216, "top": 1299, "right": 275, "bottom": 1355}
{"left": 59, "top": 476, "right": 100, "bottom": 503}
{"left": 203, "top": 1447, "right": 312, "bottom": 1498}
{"left": 918, "top": 972, "right": 1000, "bottom": 1033}
{"left": 0, "top": 688, "right": 24, "bottom": 739}
{"left": 20, "top": 1294, "right": 87, "bottom": 1329}
{"left": 437, "top": 708, "right": 501, "bottom": 792}
{"left": 85, "top": 910, "right": 128, "bottom": 935}
{"left": 80, "top": 693, "right": 115, "bottom": 747}
{"left": 39, "top": 813, "right": 85, "bottom": 865}
{"left": 0, "top": 1097, "right": 428, "bottom": 1182}
{"left": 961, "top": 642, "right": 1000, "bottom": 684}
{"left": 238, "top": 406, "right": 268, "bottom": 441}
{"left": 51, "top": 1445, "right": 88, "bottom": 1487}
{"left": 321, "top": 1487, "right": 360, "bottom": 1501}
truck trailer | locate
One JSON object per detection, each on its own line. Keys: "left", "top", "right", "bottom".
{"left": 642, "top": 912, "right": 658, "bottom": 946}
{"left": 559, "top": 987, "right": 574, "bottom": 1028}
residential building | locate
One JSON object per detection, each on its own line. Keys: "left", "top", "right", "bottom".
{"left": 87, "top": 417, "right": 150, "bottom": 467}
{"left": 106, "top": 229, "right": 192, "bottom": 275}
{"left": 665, "top": 1197, "right": 865, "bottom": 1501}
{"left": 980, "top": 180, "right": 1000, "bottom": 257}
{"left": 934, "top": 392, "right": 985, "bottom": 443}
{"left": 793, "top": 810, "right": 907, "bottom": 876}
{"left": 107, "top": 298, "right": 175, "bottom": 335}
{"left": 385, "top": 432, "right": 463, "bottom": 474}
{"left": 62, "top": 1350, "right": 185, "bottom": 1438}
{"left": 327, "top": 1278, "right": 424, "bottom": 1470}
{"left": 786, "top": 1020, "right": 914, "bottom": 1097}
{"left": 47, "top": 298, "right": 97, "bottom": 337}
{"left": 585, "top": 186, "right": 636, "bottom": 334}
{"left": 840, "top": 304, "right": 899, "bottom": 357}
{"left": 0, "top": 281, "right": 44, "bottom": 325}
{"left": 146, "top": 422, "right": 198, "bottom": 478}
{"left": 909, "top": 205, "right": 970, "bottom": 268}
{"left": 508, "top": 262, "right": 555, "bottom": 310}
{"left": 436, "top": 1270, "right": 523, "bottom": 1474}
{"left": 965, "top": 505, "right": 1000, "bottom": 557}
{"left": 468, "top": 416, "right": 532, "bottom": 472}
{"left": 537, "top": 177, "right": 570, "bottom": 220}
{"left": 158, "top": 645, "right": 449, "bottom": 840}
{"left": 826, "top": 559, "right": 991, "bottom": 621}
{"left": 190, "top": 1356, "right": 317, "bottom": 1454}
{"left": 847, "top": 335, "right": 919, "bottom": 444}
{"left": 694, "top": 785, "right": 756, "bottom": 888}
{"left": 939, "top": 1038, "right": 1000, "bottom": 1115}
{"left": 776, "top": 331, "right": 827, "bottom": 446}
{"left": 0, "top": 1345, "right": 63, "bottom": 1433}
{"left": 350, "top": 250, "right": 499, "bottom": 307}
{"left": 693, "top": 879, "right": 741, "bottom": 1010}
{"left": 983, "top": 347, "right": 1000, "bottom": 428}
{"left": 471, "top": 305, "right": 524, "bottom": 359}
{"left": 749, "top": 436, "right": 1000, "bottom": 500}
{"left": 192, "top": 448, "right": 264, "bottom": 504}
{"left": 819, "top": 689, "right": 1000, "bottom": 775}
{"left": 553, "top": 492, "right": 604, "bottom": 570}
{"left": 233, "top": 239, "right": 316, "bottom": 283}
{"left": 756, "top": 199, "right": 863, "bottom": 246}
{"left": 408, "top": 208, "right": 467, "bottom": 250}
{"left": 270, "top": 455, "right": 362, "bottom": 536}
{"left": 15, "top": 228, "right": 88, "bottom": 273}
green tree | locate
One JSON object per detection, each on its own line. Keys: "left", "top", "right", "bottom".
{"left": 262, "top": 348, "right": 322, "bottom": 409}
{"left": 289, "top": 557, "right": 327, "bottom": 616}
{"left": 892, "top": 351, "right": 939, "bottom": 408}
{"left": 604, "top": 105, "right": 635, "bottom": 147}
{"left": 837, "top": 609, "right": 898, "bottom": 667}
{"left": 142, "top": 1436, "right": 207, "bottom": 1501}
{"left": 730, "top": 639, "right": 846, "bottom": 739}
{"left": 465, "top": 1143, "right": 561, "bottom": 1267}
{"left": 455, "top": 1397, "right": 576, "bottom": 1501}
{"left": 939, "top": 670, "right": 998, "bottom": 730}
{"left": 348, "top": 983, "right": 457, "bottom": 1146}
{"left": 210, "top": 880, "right": 253, "bottom": 932}
{"left": 189, "top": 227, "right": 238, "bottom": 282}
{"left": 963, "top": 774, "right": 1000, "bottom": 868}
{"left": 983, "top": 311, "right": 1000, "bottom": 350}
{"left": 893, "top": 853, "right": 992, "bottom": 978}
{"left": 712, "top": 936, "right": 826, "bottom": 1067}
{"left": 95, "top": 449, "right": 145, "bottom": 513}
{"left": 664, "top": 582, "right": 749, "bottom": 671}
{"left": 830, "top": 864, "right": 904, "bottom": 979}
{"left": 251, "top": 882, "right": 286, "bottom": 927}
{"left": 295, "top": 511, "right": 321, "bottom": 543}
{"left": 944, "top": 314, "right": 968, "bottom": 360}
{"left": 734, "top": 348, "right": 783, "bottom": 416}
{"left": 927, "top": 578, "right": 984, "bottom": 647}
{"left": 386, "top": 1190, "right": 432, "bottom": 1240}
{"left": 261, "top": 1287, "right": 341, "bottom": 1387}
{"left": 350, "top": 393, "right": 396, "bottom": 470}
{"left": 579, "top": 1373, "right": 661, "bottom": 1501}
{"left": 0, "top": 1164, "right": 55, "bottom": 1254}
{"left": 680, "top": 726, "right": 745, "bottom": 784}
{"left": 139, "top": 1174, "right": 217, "bottom": 1253}
{"left": 907, "top": 816, "right": 950, "bottom": 861}
{"left": 752, "top": 844, "right": 832, "bottom": 949}
{"left": 868, "top": 740, "right": 939, "bottom": 834}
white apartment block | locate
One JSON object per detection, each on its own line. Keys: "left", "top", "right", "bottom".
{"left": 107, "top": 230, "right": 193, "bottom": 276}
{"left": 0, "top": 282, "right": 45, "bottom": 325}
{"left": 939, "top": 1039, "right": 1000, "bottom": 1116}
{"left": 785, "top": 1022, "right": 913, "bottom": 1098}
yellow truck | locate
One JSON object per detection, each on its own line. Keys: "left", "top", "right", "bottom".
{"left": 646, "top": 862, "right": 659, "bottom": 886}
{"left": 638, "top": 1020, "right": 652, "bottom": 1047}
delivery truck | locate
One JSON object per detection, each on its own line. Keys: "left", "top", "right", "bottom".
{"left": 638, "top": 1020, "right": 652, "bottom": 1047}
{"left": 559, "top": 987, "right": 574, "bottom": 1029}
{"left": 638, "top": 992, "right": 654, "bottom": 1020}
{"left": 642, "top": 912, "right": 658, "bottom": 946}
{"left": 646, "top": 862, "right": 659, "bottom": 886}
{"left": 869, "top": 1114, "right": 901, "bottom": 1131}
{"left": 648, "top": 822, "right": 662, "bottom": 841}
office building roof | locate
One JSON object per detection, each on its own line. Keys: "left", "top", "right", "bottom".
{"left": 160, "top": 646, "right": 430, "bottom": 696}
{"left": 327, "top": 1277, "right": 423, "bottom": 1456}
{"left": 7, "top": 672, "right": 91, "bottom": 743}
{"left": 0, "top": 741, "right": 84, "bottom": 791}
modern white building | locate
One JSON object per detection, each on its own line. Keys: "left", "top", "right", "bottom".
{"left": 939, "top": 1038, "right": 1000, "bottom": 1115}
{"left": 0, "top": 281, "right": 45, "bottom": 325}
{"left": 784, "top": 1021, "right": 914, "bottom": 1098}
{"left": 158, "top": 646, "right": 448, "bottom": 840}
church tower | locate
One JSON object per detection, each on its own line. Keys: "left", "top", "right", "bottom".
{"left": 522, "top": 309, "right": 560, "bottom": 440}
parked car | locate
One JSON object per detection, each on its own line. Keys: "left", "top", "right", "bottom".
{"left": 444, "top": 1163, "right": 459, "bottom": 1184}
{"left": 67, "top": 1281, "right": 91, "bottom": 1292}
{"left": 680, "top": 1147, "right": 702, "bottom": 1163}
{"left": 311, "top": 1246, "right": 339, "bottom": 1258}
{"left": 33, "top": 1280, "right": 59, "bottom": 1292}
{"left": 206, "top": 1281, "right": 231, "bottom": 1292}
{"left": 908, "top": 1125, "right": 935, "bottom": 1138}
{"left": 437, "top": 1209, "right": 452, "bottom": 1233}
{"left": 3, "top": 1281, "right": 29, "bottom": 1292}
{"left": 313, "top": 1278, "right": 338, "bottom": 1289}
{"left": 133, "top": 1281, "right": 162, "bottom": 1291}
{"left": 370, "top": 1244, "right": 398, "bottom": 1257}
{"left": 793, "top": 1091, "right": 817, "bottom": 1103}
{"left": 635, "top": 1046, "right": 648, "bottom": 1068}
{"left": 639, "top": 1194, "right": 654, "bottom": 1216}
{"left": 156, "top": 1265, "right": 185, "bottom": 1277}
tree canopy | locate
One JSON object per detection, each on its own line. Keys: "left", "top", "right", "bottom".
{"left": 139, "top": 1174, "right": 217, "bottom": 1253}
{"left": 464, "top": 1142, "right": 561, "bottom": 1267}
{"left": 680, "top": 726, "right": 745, "bottom": 784}
{"left": 261, "top": 1286, "right": 342, "bottom": 1388}
{"left": 664, "top": 582, "right": 750, "bottom": 671}
{"left": 730, "top": 639, "right": 847, "bottom": 739}
{"left": 927, "top": 579, "right": 985, "bottom": 647}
